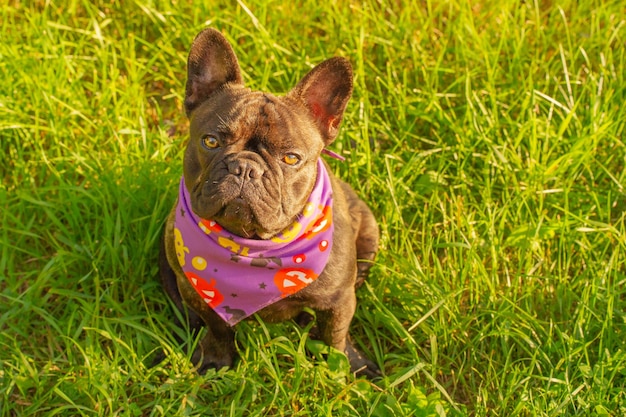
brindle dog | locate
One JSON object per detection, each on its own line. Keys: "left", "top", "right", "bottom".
{"left": 159, "top": 28, "right": 380, "bottom": 378}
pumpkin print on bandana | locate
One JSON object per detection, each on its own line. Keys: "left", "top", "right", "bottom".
{"left": 273, "top": 268, "right": 318, "bottom": 297}
{"left": 174, "top": 159, "right": 334, "bottom": 326}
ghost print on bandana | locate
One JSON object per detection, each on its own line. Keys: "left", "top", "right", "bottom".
{"left": 174, "top": 159, "right": 334, "bottom": 326}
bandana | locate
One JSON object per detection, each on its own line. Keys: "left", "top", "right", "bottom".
{"left": 174, "top": 159, "right": 334, "bottom": 326}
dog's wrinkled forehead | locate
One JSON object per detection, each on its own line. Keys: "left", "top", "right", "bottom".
{"left": 221, "top": 92, "right": 282, "bottom": 138}
{"left": 191, "top": 87, "right": 319, "bottom": 152}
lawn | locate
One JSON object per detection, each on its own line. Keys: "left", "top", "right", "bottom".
{"left": 1, "top": 0, "right": 626, "bottom": 415}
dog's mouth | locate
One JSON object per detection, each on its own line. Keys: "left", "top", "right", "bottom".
{"left": 215, "top": 197, "right": 265, "bottom": 239}
{"left": 201, "top": 192, "right": 288, "bottom": 240}
{"left": 190, "top": 169, "right": 295, "bottom": 240}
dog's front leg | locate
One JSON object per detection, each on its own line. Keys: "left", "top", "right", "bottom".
{"left": 174, "top": 275, "right": 236, "bottom": 373}
{"left": 190, "top": 308, "right": 237, "bottom": 374}
{"left": 316, "top": 291, "right": 381, "bottom": 378}
{"left": 317, "top": 291, "right": 355, "bottom": 353}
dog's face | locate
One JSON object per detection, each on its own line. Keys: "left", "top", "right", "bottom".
{"left": 181, "top": 29, "right": 353, "bottom": 239}
{"left": 183, "top": 87, "right": 323, "bottom": 239}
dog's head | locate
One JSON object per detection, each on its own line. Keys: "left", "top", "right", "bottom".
{"left": 181, "top": 28, "right": 353, "bottom": 239}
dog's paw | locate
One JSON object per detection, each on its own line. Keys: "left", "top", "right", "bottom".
{"left": 345, "top": 339, "right": 382, "bottom": 379}
{"left": 191, "top": 343, "right": 236, "bottom": 375}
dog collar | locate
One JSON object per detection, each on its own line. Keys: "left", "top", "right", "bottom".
{"left": 321, "top": 148, "right": 346, "bottom": 161}
{"left": 173, "top": 159, "right": 334, "bottom": 325}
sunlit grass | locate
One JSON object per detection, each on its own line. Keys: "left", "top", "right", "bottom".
{"left": 1, "top": 1, "right": 626, "bottom": 415}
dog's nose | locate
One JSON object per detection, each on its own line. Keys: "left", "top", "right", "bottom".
{"left": 228, "top": 159, "right": 263, "bottom": 179}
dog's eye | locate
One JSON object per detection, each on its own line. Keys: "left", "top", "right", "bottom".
{"left": 283, "top": 153, "right": 301, "bottom": 166}
{"left": 201, "top": 135, "right": 220, "bottom": 150}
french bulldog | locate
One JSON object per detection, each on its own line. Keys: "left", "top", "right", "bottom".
{"left": 159, "top": 28, "right": 381, "bottom": 378}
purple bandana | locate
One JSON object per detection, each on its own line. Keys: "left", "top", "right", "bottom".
{"left": 174, "top": 159, "right": 334, "bottom": 326}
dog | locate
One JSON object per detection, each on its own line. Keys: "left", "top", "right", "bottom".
{"left": 159, "top": 28, "right": 380, "bottom": 378}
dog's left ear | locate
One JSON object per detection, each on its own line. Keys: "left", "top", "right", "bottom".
{"left": 184, "top": 28, "right": 244, "bottom": 116}
{"left": 288, "top": 57, "right": 353, "bottom": 144}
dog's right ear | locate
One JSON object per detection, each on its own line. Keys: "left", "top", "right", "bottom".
{"left": 184, "top": 28, "right": 243, "bottom": 116}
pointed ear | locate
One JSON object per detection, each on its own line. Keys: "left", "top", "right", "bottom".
{"left": 184, "top": 28, "right": 243, "bottom": 116}
{"left": 288, "top": 57, "right": 353, "bottom": 144}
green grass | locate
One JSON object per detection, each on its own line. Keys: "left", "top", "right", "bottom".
{"left": 1, "top": 0, "right": 626, "bottom": 415}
